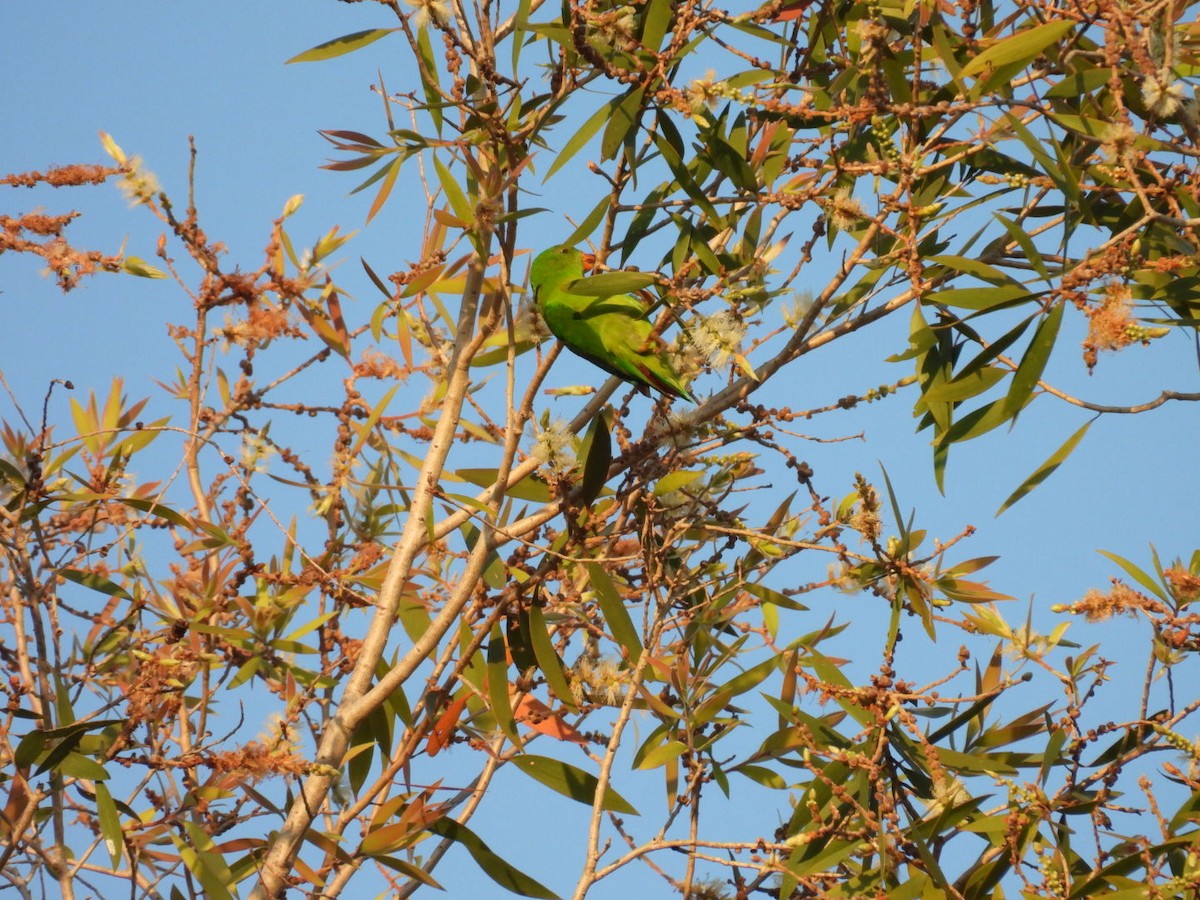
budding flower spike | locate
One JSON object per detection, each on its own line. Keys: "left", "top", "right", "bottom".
{"left": 530, "top": 245, "right": 696, "bottom": 403}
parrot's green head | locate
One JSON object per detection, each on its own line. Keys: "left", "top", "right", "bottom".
{"left": 530, "top": 244, "right": 601, "bottom": 297}
{"left": 530, "top": 245, "right": 582, "bottom": 293}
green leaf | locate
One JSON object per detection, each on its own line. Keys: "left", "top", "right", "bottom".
{"left": 577, "top": 409, "right": 612, "bottom": 509}
{"left": 601, "top": 87, "right": 645, "bottom": 160}
{"left": 371, "top": 853, "right": 444, "bottom": 888}
{"left": 922, "top": 366, "right": 1007, "bottom": 403}
{"left": 743, "top": 582, "right": 807, "bottom": 612}
{"left": 993, "top": 213, "right": 1053, "bottom": 282}
{"left": 732, "top": 763, "right": 788, "bottom": 789}
{"left": 58, "top": 751, "right": 110, "bottom": 780}
{"left": 433, "top": 155, "right": 475, "bottom": 226}
{"left": 29, "top": 719, "right": 122, "bottom": 775}
{"left": 122, "top": 257, "right": 167, "bottom": 279}
{"left": 654, "top": 469, "right": 703, "bottom": 496}
{"left": 563, "top": 195, "right": 612, "bottom": 248}
{"left": 949, "top": 314, "right": 1036, "bottom": 384}
{"left": 510, "top": 0, "right": 533, "bottom": 70}
{"left": 506, "top": 607, "right": 538, "bottom": 675}
{"left": 1003, "top": 111, "right": 1080, "bottom": 206}
{"left": 286, "top": 29, "right": 395, "bottom": 64}
{"left": 284, "top": 611, "right": 338, "bottom": 643}
{"left": 568, "top": 270, "right": 660, "bottom": 296}
{"left": 1003, "top": 301, "right": 1062, "bottom": 417}
{"left": 997, "top": 419, "right": 1092, "bottom": 514}
{"left": 929, "top": 284, "right": 1032, "bottom": 311}
{"left": 416, "top": 28, "right": 444, "bottom": 133}
{"left": 95, "top": 781, "right": 124, "bottom": 867}
{"left": 939, "top": 397, "right": 1020, "bottom": 446}
{"left": 228, "top": 656, "right": 261, "bottom": 689}
{"left": 528, "top": 604, "right": 577, "bottom": 711}
{"left": 706, "top": 130, "right": 759, "bottom": 192}
{"left": 803, "top": 647, "right": 872, "bottom": 726}
{"left": 59, "top": 568, "right": 133, "bottom": 601}
{"left": 640, "top": 0, "right": 673, "bottom": 50}
{"left": 429, "top": 817, "right": 560, "bottom": 899}
{"left": 959, "top": 21, "right": 1075, "bottom": 80}
{"left": 1096, "top": 549, "right": 1169, "bottom": 602}
{"left": 587, "top": 563, "right": 641, "bottom": 659}
{"left": 1069, "top": 834, "right": 1200, "bottom": 898}
{"left": 655, "top": 119, "right": 721, "bottom": 224}
{"left": 545, "top": 94, "right": 622, "bottom": 181}
{"left": 456, "top": 468, "right": 551, "bottom": 502}
{"left": 177, "top": 820, "right": 236, "bottom": 900}
{"left": 634, "top": 739, "right": 687, "bottom": 770}
{"left": 347, "top": 728, "right": 375, "bottom": 797}
{"left": 487, "top": 626, "right": 521, "bottom": 746}
{"left": 693, "top": 655, "right": 777, "bottom": 725}
{"left": 119, "top": 497, "right": 193, "bottom": 529}
{"left": 512, "top": 754, "right": 638, "bottom": 814}
{"left": 926, "top": 254, "right": 1021, "bottom": 286}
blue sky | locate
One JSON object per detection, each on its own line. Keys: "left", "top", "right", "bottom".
{"left": 4, "top": 1, "right": 1200, "bottom": 897}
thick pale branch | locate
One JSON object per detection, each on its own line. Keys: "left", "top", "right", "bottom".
{"left": 249, "top": 241, "right": 493, "bottom": 900}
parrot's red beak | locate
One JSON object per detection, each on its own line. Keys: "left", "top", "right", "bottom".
{"left": 580, "top": 252, "right": 598, "bottom": 272}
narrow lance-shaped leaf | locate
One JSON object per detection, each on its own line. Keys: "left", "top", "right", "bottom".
{"left": 507, "top": 607, "right": 538, "bottom": 674}
{"left": 433, "top": 155, "right": 475, "bottom": 226}
{"left": 545, "top": 93, "right": 625, "bottom": 180}
{"left": 568, "top": 270, "right": 660, "bottom": 296}
{"left": 994, "top": 212, "right": 1053, "bottom": 282}
{"left": 366, "top": 157, "right": 401, "bottom": 225}
{"left": 576, "top": 409, "right": 612, "bottom": 509}
{"left": 416, "top": 27, "right": 444, "bottom": 133}
{"left": 959, "top": 21, "right": 1074, "bottom": 81}
{"left": 950, "top": 313, "right": 1036, "bottom": 384}
{"left": 59, "top": 569, "right": 133, "bottom": 601}
{"left": 347, "top": 725, "right": 375, "bottom": 797}
{"left": 693, "top": 654, "right": 778, "bottom": 724}
{"left": 95, "top": 781, "right": 123, "bottom": 867}
{"left": 487, "top": 625, "right": 521, "bottom": 746}
{"left": 587, "top": 563, "right": 641, "bottom": 659}
{"left": 996, "top": 418, "right": 1092, "bottom": 514}
{"left": 429, "top": 817, "right": 560, "bottom": 899}
{"left": 640, "top": 0, "right": 673, "bottom": 51}
{"left": 348, "top": 384, "right": 400, "bottom": 459}
{"left": 1003, "top": 110, "right": 1080, "bottom": 205}
{"left": 177, "top": 820, "right": 236, "bottom": 900}
{"left": 801, "top": 647, "right": 873, "bottom": 726}
{"left": 564, "top": 194, "right": 612, "bottom": 248}
{"left": 1096, "top": 548, "right": 1170, "bottom": 602}
{"left": 1003, "top": 301, "right": 1062, "bottom": 418}
{"left": 527, "top": 603, "right": 578, "bottom": 712}
{"left": 601, "top": 86, "right": 645, "bottom": 161}
{"left": 286, "top": 29, "right": 395, "bottom": 64}
{"left": 512, "top": 754, "right": 639, "bottom": 814}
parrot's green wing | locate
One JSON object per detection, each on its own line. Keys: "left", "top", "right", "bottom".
{"left": 530, "top": 245, "right": 695, "bottom": 402}
{"left": 574, "top": 294, "right": 649, "bottom": 318}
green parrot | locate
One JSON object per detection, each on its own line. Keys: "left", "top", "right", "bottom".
{"left": 529, "top": 245, "right": 696, "bottom": 402}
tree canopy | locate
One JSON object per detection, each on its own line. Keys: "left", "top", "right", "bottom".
{"left": 3, "top": 0, "right": 1200, "bottom": 897}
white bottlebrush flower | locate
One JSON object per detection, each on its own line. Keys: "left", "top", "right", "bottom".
{"left": 573, "top": 655, "right": 627, "bottom": 706}
{"left": 527, "top": 415, "right": 576, "bottom": 473}
{"left": 1143, "top": 69, "right": 1185, "bottom": 117}
{"left": 240, "top": 431, "right": 275, "bottom": 474}
{"left": 782, "top": 292, "right": 815, "bottom": 328}
{"left": 406, "top": 0, "right": 451, "bottom": 29}
{"left": 117, "top": 155, "right": 161, "bottom": 207}
{"left": 825, "top": 186, "right": 865, "bottom": 230}
{"left": 689, "top": 311, "right": 747, "bottom": 370}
